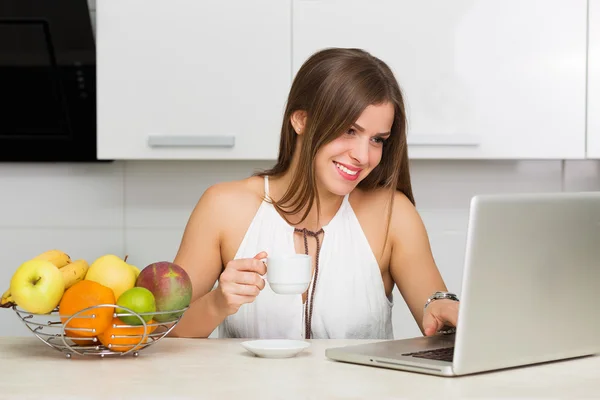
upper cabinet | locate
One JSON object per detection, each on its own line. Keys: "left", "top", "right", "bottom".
{"left": 588, "top": 0, "right": 600, "bottom": 159}
{"left": 292, "top": 0, "right": 588, "bottom": 160}
{"left": 97, "top": 1, "right": 592, "bottom": 161}
{"left": 97, "top": 1, "right": 291, "bottom": 160}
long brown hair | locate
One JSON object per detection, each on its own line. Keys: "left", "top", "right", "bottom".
{"left": 256, "top": 47, "right": 414, "bottom": 231}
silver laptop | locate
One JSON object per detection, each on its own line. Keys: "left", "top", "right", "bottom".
{"left": 326, "top": 192, "right": 600, "bottom": 376}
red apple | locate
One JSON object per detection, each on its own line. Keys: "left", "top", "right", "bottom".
{"left": 135, "top": 261, "right": 192, "bottom": 322}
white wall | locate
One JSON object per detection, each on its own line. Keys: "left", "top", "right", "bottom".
{"left": 1, "top": 2, "right": 598, "bottom": 339}
{"left": 1, "top": 160, "right": 598, "bottom": 338}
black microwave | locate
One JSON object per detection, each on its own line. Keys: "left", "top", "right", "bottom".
{"left": 0, "top": 0, "right": 101, "bottom": 162}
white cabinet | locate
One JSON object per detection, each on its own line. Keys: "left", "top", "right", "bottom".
{"left": 292, "top": 0, "right": 587, "bottom": 160}
{"left": 588, "top": 0, "right": 600, "bottom": 159}
{"left": 97, "top": 1, "right": 291, "bottom": 160}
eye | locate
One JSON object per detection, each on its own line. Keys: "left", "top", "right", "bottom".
{"left": 345, "top": 128, "right": 357, "bottom": 136}
{"left": 371, "top": 136, "right": 389, "bottom": 145}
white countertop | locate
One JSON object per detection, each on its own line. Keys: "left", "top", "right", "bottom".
{"left": 0, "top": 337, "right": 598, "bottom": 399}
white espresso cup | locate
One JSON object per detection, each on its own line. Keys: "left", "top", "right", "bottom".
{"left": 266, "top": 254, "right": 312, "bottom": 295}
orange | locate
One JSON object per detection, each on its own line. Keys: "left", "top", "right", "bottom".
{"left": 97, "top": 317, "right": 157, "bottom": 352}
{"left": 65, "top": 331, "right": 98, "bottom": 347}
{"left": 59, "top": 280, "right": 115, "bottom": 337}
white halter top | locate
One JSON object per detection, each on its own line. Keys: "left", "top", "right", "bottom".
{"left": 218, "top": 176, "right": 394, "bottom": 339}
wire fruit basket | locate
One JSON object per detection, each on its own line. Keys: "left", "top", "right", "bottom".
{"left": 12, "top": 303, "right": 188, "bottom": 358}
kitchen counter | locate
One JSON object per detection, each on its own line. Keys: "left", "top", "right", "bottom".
{"left": 0, "top": 337, "right": 598, "bottom": 399}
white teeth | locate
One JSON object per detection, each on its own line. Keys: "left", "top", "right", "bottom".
{"left": 334, "top": 162, "right": 358, "bottom": 176}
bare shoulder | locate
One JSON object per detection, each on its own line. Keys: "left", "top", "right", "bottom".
{"left": 351, "top": 186, "right": 414, "bottom": 215}
{"left": 390, "top": 190, "right": 420, "bottom": 225}
{"left": 182, "top": 175, "right": 265, "bottom": 248}
{"left": 174, "top": 175, "right": 265, "bottom": 298}
{"left": 350, "top": 186, "right": 395, "bottom": 213}
{"left": 351, "top": 186, "right": 426, "bottom": 244}
{"left": 198, "top": 175, "right": 264, "bottom": 215}
{"left": 196, "top": 176, "right": 266, "bottom": 263}
{"left": 388, "top": 190, "right": 428, "bottom": 243}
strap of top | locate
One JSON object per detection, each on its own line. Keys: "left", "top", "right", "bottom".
{"left": 264, "top": 175, "right": 271, "bottom": 201}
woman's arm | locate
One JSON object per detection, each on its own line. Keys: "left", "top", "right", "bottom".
{"left": 388, "top": 192, "right": 451, "bottom": 335}
{"left": 168, "top": 184, "right": 229, "bottom": 338}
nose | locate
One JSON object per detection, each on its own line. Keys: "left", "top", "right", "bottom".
{"left": 349, "top": 137, "right": 369, "bottom": 165}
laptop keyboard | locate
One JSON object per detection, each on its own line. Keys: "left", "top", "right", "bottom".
{"left": 402, "top": 347, "right": 454, "bottom": 362}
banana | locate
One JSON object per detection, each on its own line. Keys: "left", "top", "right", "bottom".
{"left": 0, "top": 288, "right": 14, "bottom": 308}
{"left": 60, "top": 259, "right": 89, "bottom": 290}
{"left": 34, "top": 249, "right": 71, "bottom": 269}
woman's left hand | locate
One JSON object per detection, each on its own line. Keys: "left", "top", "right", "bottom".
{"left": 422, "top": 299, "right": 459, "bottom": 336}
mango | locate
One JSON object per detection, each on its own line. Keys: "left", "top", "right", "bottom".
{"left": 135, "top": 261, "right": 192, "bottom": 323}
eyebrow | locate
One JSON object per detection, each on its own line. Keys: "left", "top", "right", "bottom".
{"left": 352, "top": 123, "right": 391, "bottom": 137}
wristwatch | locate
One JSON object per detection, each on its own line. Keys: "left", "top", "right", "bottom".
{"left": 424, "top": 291, "right": 459, "bottom": 310}
{"left": 424, "top": 291, "right": 459, "bottom": 335}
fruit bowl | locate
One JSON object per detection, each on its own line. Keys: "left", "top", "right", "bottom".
{"left": 12, "top": 303, "right": 188, "bottom": 358}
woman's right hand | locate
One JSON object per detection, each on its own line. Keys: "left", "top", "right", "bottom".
{"left": 215, "top": 251, "right": 268, "bottom": 316}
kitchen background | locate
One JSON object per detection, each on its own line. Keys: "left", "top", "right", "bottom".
{"left": 1, "top": 1, "right": 598, "bottom": 339}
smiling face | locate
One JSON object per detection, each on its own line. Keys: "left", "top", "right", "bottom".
{"left": 257, "top": 48, "right": 414, "bottom": 227}
{"left": 315, "top": 102, "right": 394, "bottom": 197}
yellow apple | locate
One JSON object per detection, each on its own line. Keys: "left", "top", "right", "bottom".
{"left": 122, "top": 255, "right": 140, "bottom": 280}
{"left": 10, "top": 259, "right": 65, "bottom": 314}
{"left": 129, "top": 264, "right": 141, "bottom": 280}
{"left": 85, "top": 254, "right": 136, "bottom": 300}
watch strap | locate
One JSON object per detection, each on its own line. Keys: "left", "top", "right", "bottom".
{"left": 424, "top": 291, "right": 459, "bottom": 335}
{"left": 424, "top": 291, "right": 459, "bottom": 311}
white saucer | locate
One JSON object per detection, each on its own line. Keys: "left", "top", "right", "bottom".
{"left": 241, "top": 339, "right": 310, "bottom": 358}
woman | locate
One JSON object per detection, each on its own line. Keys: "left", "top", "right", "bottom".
{"left": 170, "top": 48, "right": 459, "bottom": 340}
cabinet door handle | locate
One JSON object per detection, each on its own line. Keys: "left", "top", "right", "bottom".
{"left": 407, "top": 135, "right": 480, "bottom": 147}
{"left": 147, "top": 135, "right": 235, "bottom": 148}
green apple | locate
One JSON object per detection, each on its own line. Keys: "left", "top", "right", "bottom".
{"left": 116, "top": 287, "right": 156, "bottom": 325}
{"left": 10, "top": 259, "right": 65, "bottom": 314}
